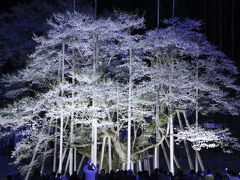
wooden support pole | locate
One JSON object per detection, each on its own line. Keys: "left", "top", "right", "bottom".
{"left": 138, "top": 160, "right": 142, "bottom": 172}
{"left": 108, "top": 137, "right": 112, "bottom": 172}
{"left": 176, "top": 111, "right": 193, "bottom": 170}
{"left": 77, "top": 155, "right": 85, "bottom": 172}
{"left": 99, "top": 136, "right": 106, "bottom": 171}
{"left": 161, "top": 142, "right": 170, "bottom": 171}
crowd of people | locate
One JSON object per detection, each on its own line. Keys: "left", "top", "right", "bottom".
{"left": 5, "top": 166, "right": 240, "bottom": 180}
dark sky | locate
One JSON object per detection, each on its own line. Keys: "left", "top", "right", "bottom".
{"left": 0, "top": 0, "right": 239, "bottom": 66}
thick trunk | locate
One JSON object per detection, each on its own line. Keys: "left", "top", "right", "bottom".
{"left": 111, "top": 135, "right": 127, "bottom": 163}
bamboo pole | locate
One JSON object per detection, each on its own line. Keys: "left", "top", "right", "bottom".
{"left": 53, "top": 122, "right": 57, "bottom": 172}
{"left": 69, "top": 50, "right": 76, "bottom": 175}
{"left": 127, "top": 48, "right": 133, "bottom": 170}
{"left": 169, "top": 58, "right": 174, "bottom": 175}
{"left": 99, "top": 136, "right": 106, "bottom": 171}
{"left": 164, "top": 138, "right": 180, "bottom": 169}
{"left": 91, "top": 34, "right": 98, "bottom": 166}
{"left": 183, "top": 110, "right": 205, "bottom": 171}
{"left": 138, "top": 160, "right": 142, "bottom": 171}
{"left": 65, "top": 152, "right": 70, "bottom": 173}
{"left": 176, "top": 111, "right": 193, "bottom": 170}
{"left": 161, "top": 142, "right": 170, "bottom": 171}
{"left": 108, "top": 137, "right": 112, "bottom": 172}
{"left": 57, "top": 148, "right": 67, "bottom": 174}
{"left": 77, "top": 155, "right": 86, "bottom": 172}
{"left": 58, "top": 42, "right": 65, "bottom": 173}
{"left": 154, "top": 88, "right": 160, "bottom": 169}
{"left": 74, "top": 147, "right": 77, "bottom": 171}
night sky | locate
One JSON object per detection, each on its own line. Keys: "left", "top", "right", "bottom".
{"left": 0, "top": 0, "right": 239, "bottom": 69}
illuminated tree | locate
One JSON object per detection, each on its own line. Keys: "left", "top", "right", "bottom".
{"left": 0, "top": 11, "right": 239, "bottom": 178}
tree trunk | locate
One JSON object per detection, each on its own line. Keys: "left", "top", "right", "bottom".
{"left": 111, "top": 135, "right": 127, "bottom": 163}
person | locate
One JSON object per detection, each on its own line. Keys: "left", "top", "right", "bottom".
{"left": 56, "top": 173, "right": 61, "bottom": 180}
{"left": 196, "top": 170, "right": 204, "bottom": 180}
{"left": 30, "top": 169, "right": 44, "bottom": 180}
{"left": 61, "top": 172, "right": 70, "bottom": 180}
{"left": 174, "top": 168, "right": 184, "bottom": 180}
{"left": 83, "top": 161, "right": 97, "bottom": 180}
{"left": 70, "top": 171, "right": 80, "bottom": 180}
{"left": 228, "top": 171, "right": 239, "bottom": 180}
{"left": 158, "top": 170, "right": 171, "bottom": 180}
{"left": 187, "top": 169, "right": 198, "bottom": 180}
{"left": 205, "top": 169, "right": 214, "bottom": 180}
{"left": 97, "top": 169, "right": 107, "bottom": 180}
{"left": 49, "top": 172, "right": 57, "bottom": 180}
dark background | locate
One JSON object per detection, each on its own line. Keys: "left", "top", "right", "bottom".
{"left": 0, "top": 0, "right": 239, "bottom": 67}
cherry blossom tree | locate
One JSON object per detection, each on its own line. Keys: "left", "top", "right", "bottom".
{"left": 0, "top": 10, "right": 239, "bottom": 178}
